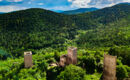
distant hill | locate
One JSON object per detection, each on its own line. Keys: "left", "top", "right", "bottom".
{"left": 62, "top": 8, "right": 98, "bottom": 15}
{"left": 0, "top": 8, "right": 77, "bottom": 56}
{"left": 72, "top": 3, "right": 130, "bottom": 29}
{"left": 0, "top": 12, "right": 5, "bottom": 14}
{"left": 119, "top": 2, "right": 130, "bottom": 5}
{"left": 53, "top": 10, "right": 63, "bottom": 13}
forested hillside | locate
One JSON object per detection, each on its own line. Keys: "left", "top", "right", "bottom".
{"left": 0, "top": 8, "right": 77, "bottom": 58}
{"left": 0, "top": 3, "right": 130, "bottom": 80}
{"left": 72, "top": 3, "right": 130, "bottom": 29}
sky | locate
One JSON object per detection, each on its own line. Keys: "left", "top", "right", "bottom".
{"left": 0, "top": 0, "right": 130, "bottom": 12}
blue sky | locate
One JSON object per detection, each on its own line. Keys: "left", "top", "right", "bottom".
{"left": 0, "top": 0, "right": 130, "bottom": 12}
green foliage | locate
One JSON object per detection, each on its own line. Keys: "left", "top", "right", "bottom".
{"left": 54, "top": 51, "right": 60, "bottom": 61}
{"left": 83, "top": 56, "right": 97, "bottom": 74}
{"left": 116, "top": 65, "right": 129, "bottom": 80}
{"left": 0, "top": 53, "right": 50, "bottom": 80}
{"left": 0, "top": 8, "right": 77, "bottom": 58}
{"left": 0, "top": 49, "right": 10, "bottom": 60}
{"left": 74, "top": 4, "right": 130, "bottom": 29}
{"left": 0, "top": 4, "right": 130, "bottom": 59}
{"left": 0, "top": 3, "right": 130, "bottom": 80}
{"left": 78, "top": 50, "right": 103, "bottom": 74}
{"left": 85, "top": 73, "right": 102, "bottom": 80}
{"left": 47, "top": 66, "right": 63, "bottom": 80}
{"left": 57, "top": 64, "right": 86, "bottom": 80}
{"left": 109, "top": 46, "right": 130, "bottom": 66}
{"left": 124, "top": 65, "right": 130, "bottom": 74}
{"left": 76, "top": 22, "right": 130, "bottom": 48}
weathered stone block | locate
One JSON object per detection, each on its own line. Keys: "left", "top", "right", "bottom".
{"left": 24, "top": 51, "right": 33, "bottom": 68}
{"left": 66, "top": 47, "right": 77, "bottom": 65}
{"left": 59, "top": 55, "right": 67, "bottom": 67}
{"left": 103, "top": 54, "right": 117, "bottom": 80}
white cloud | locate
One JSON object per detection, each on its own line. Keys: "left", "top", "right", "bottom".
{"left": 28, "top": 0, "right": 35, "bottom": 4}
{"left": 0, "top": 5, "right": 27, "bottom": 12}
{"left": 68, "top": 0, "right": 91, "bottom": 8}
{"left": 28, "top": 1, "right": 32, "bottom": 4}
{"left": 38, "top": 3, "right": 44, "bottom": 5}
{"left": 6, "top": 0, "right": 23, "bottom": 2}
{"left": 0, "top": 0, "right": 2, "bottom": 2}
{"left": 123, "top": 0, "right": 130, "bottom": 2}
{"left": 46, "top": 6, "right": 75, "bottom": 11}
{"left": 68, "top": 0, "right": 130, "bottom": 8}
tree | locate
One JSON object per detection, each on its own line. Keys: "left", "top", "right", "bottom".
{"left": 57, "top": 64, "right": 86, "bottom": 80}
{"left": 116, "top": 65, "right": 128, "bottom": 80}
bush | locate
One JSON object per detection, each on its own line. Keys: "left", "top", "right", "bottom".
{"left": 57, "top": 64, "right": 86, "bottom": 80}
{"left": 78, "top": 55, "right": 97, "bottom": 74}
{"left": 109, "top": 47, "right": 130, "bottom": 66}
{"left": 47, "top": 67, "right": 63, "bottom": 80}
{"left": 0, "top": 49, "right": 10, "bottom": 60}
{"left": 124, "top": 65, "right": 130, "bottom": 74}
{"left": 116, "top": 65, "right": 128, "bottom": 80}
{"left": 84, "top": 56, "right": 97, "bottom": 74}
{"left": 54, "top": 51, "right": 60, "bottom": 61}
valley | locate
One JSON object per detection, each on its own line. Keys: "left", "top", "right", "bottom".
{"left": 0, "top": 3, "right": 130, "bottom": 80}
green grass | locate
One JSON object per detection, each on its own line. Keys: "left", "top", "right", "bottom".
{"left": 85, "top": 73, "right": 102, "bottom": 80}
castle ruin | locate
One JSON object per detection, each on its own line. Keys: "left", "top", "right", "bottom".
{"left": 103, "top": 54, "right": 117, "bottom": 80}
{"left": 59, "top": 47, "right": 77, "bottom": 67}
{"left": 24, "top": 51, "right": 33, "bottom": 68}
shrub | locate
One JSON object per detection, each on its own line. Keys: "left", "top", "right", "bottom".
{"left": 116, "top": 65, "right": 128, "bottom": 80}
{"left": 124, "top": 65, "right": 130, "bottom": 74}
{"left": 78, "top": 55, "right": 97, "bottom": 74}
{"left": 109, "top": 47, "right": 130, "bottom": 66}
{"left": 54, "top": 51, "right": 60, "bottom": 61}
{"left": 57, "top": 64, "right": 86, "bottom": 80}
{"left": 85, "top": 56, "right": 97, "bottom": 74}
{"left": 0, "top": 49, "right": 10, "bottom": 60}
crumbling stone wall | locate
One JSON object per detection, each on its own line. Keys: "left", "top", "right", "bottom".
{"left": 59, "top": 55, "right": 67, "bottom": 67}
{"left": 24, "top": 51, "right": 33, "bottom": 68}
{"left": 59, "top": 47, "right": 77, "bottom": 67}
{"left": 103, "top": 54, "right": 117, "bottom": 80}
{"left": 67, "top": 47, "right": 77, "bottom": 65}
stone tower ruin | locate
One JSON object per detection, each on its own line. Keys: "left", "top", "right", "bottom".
{"left": 103, "top": 54, "right": 117, "bottom": 80}
{"left": 59, "top": 47, "right": 77, "bottom": 67}
{"left": 24, "top": 51, "right": 33, "bottom": 68}
{"left": 66, "top": 47, "right": 77, "bottom": 65}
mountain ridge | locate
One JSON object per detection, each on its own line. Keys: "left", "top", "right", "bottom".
{"left": 62, "top": 7, "right": 98, "bottom": 15}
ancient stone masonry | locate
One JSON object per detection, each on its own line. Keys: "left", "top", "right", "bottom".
{"left": 59, "top": 55, "right": 68, "bottom": 67}
{"left": 103, "top": 54, "right": 117, "bottom": 80}
{"left": 24, "top": 51, "right": 33, "bottom": 68}
{"left": 66, "top": 47, "right": 77, "bottom": 65}
{"left": 59, "top": 47, "right": 77, "bottom": 67}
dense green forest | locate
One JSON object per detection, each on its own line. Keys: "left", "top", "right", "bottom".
{"left": 0, "top": 3, "right": 130, "bottom": 80}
